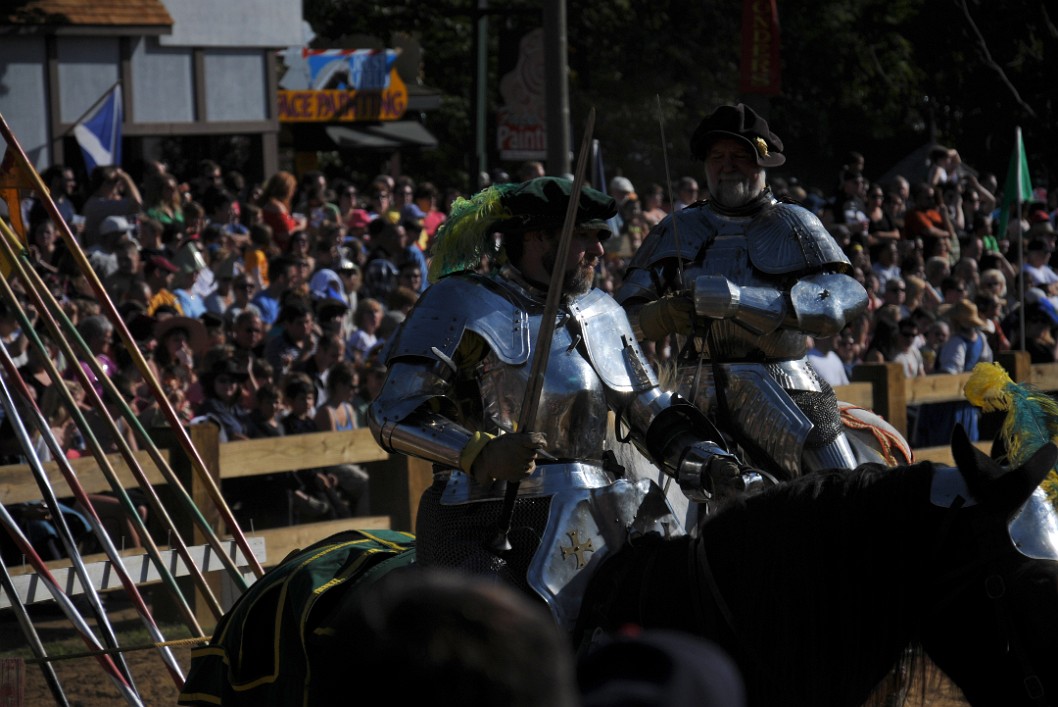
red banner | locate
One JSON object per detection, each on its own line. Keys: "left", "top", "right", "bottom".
{"left": 739, "top": 0, "right": 781, "bottom": 95}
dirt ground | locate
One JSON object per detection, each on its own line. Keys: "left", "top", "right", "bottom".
{"left": 2, "top": 605, "right": 971, "bottom": 706}
{"left": 1, "top": 604, "right": 193, "bottom": 705}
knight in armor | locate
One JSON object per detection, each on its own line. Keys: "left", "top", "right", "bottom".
{"left": 616, "top": 104, "right": 869, "bottom": 479}
{"left": 368, "top": 177, "right": 759, "bottom": 630}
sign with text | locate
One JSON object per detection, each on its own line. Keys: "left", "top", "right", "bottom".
{"left": 277, "top": 48, "right": 408, "bottom": 122}
{"left": 497, "top": 28, "right": 547, "bottom": 160}
{"left": 739, "top": 0, "right": 782, "bottom": 95}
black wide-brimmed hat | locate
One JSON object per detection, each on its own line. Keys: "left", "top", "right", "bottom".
{"left": 154, "top": 315, "right": 210, "bottom": 357}
{"left": 689, "top": 103, "right": 786, "bottom": 167}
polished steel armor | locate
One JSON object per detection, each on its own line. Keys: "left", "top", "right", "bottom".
{"left": 617, "top": 191, "right": 869, "bottom": 478}
{"left": 930, "top": 465, "right": 1058, "bottom": 561}
{"left": 368, "top": 270, "right": 735, "bottom": 629}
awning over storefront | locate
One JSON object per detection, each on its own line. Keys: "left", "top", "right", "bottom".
{"left": 324, "top": 120, "right": 438, "bottom": 150}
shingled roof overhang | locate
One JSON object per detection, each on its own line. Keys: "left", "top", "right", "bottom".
{"left": 1, "top": 0, "right": 174, "bottom": 36}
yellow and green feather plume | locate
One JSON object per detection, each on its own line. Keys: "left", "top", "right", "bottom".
{"left": 427, "top": 183, "right": 518, "bottom": 283}
{"left": 965, "top": 361, "right": 1058, "bottom": 507}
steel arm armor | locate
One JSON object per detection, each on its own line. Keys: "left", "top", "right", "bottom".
{"left": 693, "top": 271, "right": 866, "bottom": 337}
{"left": 621, "top": 387, "right": 739, "bottom": 501}
{"left": 368, "top": 358, "right": 477, "bottom": 471}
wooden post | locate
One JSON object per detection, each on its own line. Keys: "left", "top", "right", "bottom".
{"left": 851, "top": 362, "right": 907, "bottom": 437}
{"left": 364, "top": 455, "right": 433, "bottom": 533}
{"left": 0, "top": 658, "right": 24, "bottom": 707}
{"left": 154, "top": 423, "right": 223, "bottom": 628}
{"left": 996, "top": 350, "right": 1031, "bottom": 384}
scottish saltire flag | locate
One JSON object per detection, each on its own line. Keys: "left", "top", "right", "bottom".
{"left": 74, "top": 85, "right": 122, "bottom": 171}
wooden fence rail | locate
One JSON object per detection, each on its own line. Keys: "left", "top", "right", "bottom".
{"left": 2, "top": 353, "right": 1055, "bottom": 623}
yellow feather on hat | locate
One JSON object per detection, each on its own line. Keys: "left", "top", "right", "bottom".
{"left": 427, "top": 184, "right": 515, "bottom": 284}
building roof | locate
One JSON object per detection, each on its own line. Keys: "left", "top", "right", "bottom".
{"left": 2, "top": 0, "right": 173, "bottom": 29}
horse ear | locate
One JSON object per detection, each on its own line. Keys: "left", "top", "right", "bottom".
{"left": 954, "top": 422, "right": 1057, "bottom": 512}
{"left": 987, "top": 442, "right": 1058, "bottom": 513}
{"left": 951, "top": 424, "right": 1003, "bottom": 497}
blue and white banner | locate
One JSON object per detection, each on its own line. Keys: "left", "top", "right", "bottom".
{"left": 73, "top": 85, "right": 123, "bottom": 171}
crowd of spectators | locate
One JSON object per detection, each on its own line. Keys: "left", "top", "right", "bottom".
{"left": 3, "top": 147, "right": 1058, "bottom": 529}
{"left": 3, "top": 160, "right": 452, "bottom": 528}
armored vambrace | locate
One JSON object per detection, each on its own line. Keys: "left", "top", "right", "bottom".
{"left": 693, "top": 274, "right": 787, "bottom": 336}
{"left": 693, "top": 271, "right": 866, "bottom": 338}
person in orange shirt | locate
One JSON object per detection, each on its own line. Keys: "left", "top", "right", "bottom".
{"left": 904, "top": 182, "right": 952, "bottom": 260}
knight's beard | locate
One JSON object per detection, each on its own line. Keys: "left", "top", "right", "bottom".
{"left": 543, "top": 250, "right": 596, "bottom": 296}
{"left": 708, "top": 171, "right": 766, "bottom": 208}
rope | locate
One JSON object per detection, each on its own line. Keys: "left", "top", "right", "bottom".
{"left": 24, "top": 635, "right": 213, "bottom": 664}
{"left": 839, "top": 403, "right": 912, "bottom": 466}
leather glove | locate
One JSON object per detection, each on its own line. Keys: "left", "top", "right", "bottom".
{"left": 704, "top": 455, "right": 742, "bottom": 496}
{"left": 471, "top": 432, "right": 547, "bottom": 485}
{"left": 637, "top": 293, "right": 695, "bottom": 341}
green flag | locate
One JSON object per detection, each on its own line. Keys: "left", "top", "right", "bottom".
{"left": 998, "top": 127, "right": 1032, "bottom": 241}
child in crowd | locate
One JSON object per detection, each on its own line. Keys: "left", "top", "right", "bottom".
{"left": 249, "top": 382, "right": 283, "bottom": 438}
{"left": 243, "top": 223, "right": 273, "bottom": 290}
{"left": 280, "top": 373, "right": 337, "bottom": 520}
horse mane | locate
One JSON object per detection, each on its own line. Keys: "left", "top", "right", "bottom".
{"left": 696, "top": 460, "right": 940, "bottom": 707}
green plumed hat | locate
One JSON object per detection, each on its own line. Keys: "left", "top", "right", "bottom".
{"left": 427, "top": 177, "right": 616, "bottom": 283}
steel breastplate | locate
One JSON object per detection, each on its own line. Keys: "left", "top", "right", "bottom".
{"left": 684, "top": 232, "right": 806, "bottom": 360}
{"left": 477, "top": 307, "right": 609, "bottom": 461}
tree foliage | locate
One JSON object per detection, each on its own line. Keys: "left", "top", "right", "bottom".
{"left": 303, "top": 0, "right": 1057, "bottom": 195}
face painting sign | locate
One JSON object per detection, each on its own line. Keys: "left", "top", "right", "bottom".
{"left": 278, "top": 48, "right": 408, "bottom": 122}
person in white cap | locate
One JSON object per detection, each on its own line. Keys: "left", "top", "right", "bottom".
{"left": 607, "top": 175, "right": 636, "bottom": 234}
{"left": 171, "top": 241, "right": 209, "bottom": 318}
{"left": 86, "top": 214, "right": 138, "bottom": 278}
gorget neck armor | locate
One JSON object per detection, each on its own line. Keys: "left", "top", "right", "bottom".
{"left": 705, "top": 187, "right": 775, "bottom": 217}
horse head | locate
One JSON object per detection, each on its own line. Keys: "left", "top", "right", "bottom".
{"left": 921, "top": 424, "right": 1058, "bottom": 707}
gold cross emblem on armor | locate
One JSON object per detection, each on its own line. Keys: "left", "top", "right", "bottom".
{"left": 560, "top": 529, "right": 595, "bottom": 569}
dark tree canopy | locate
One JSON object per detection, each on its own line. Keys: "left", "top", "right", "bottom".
{"left": 304, "top": 0, "right": 1057, "bottom": 196}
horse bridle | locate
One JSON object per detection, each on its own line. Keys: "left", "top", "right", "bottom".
{"left": 691, "top": 479, "right": 1054, "bottom": 707}
{"left": 928, "top": 493, "right": 1052, "bottom": 706}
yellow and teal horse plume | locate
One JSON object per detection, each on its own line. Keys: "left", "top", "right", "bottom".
{"left": 964, "top": 361, "right": 1058, "bottom": 507}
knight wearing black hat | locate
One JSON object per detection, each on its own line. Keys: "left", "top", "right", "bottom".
{"left": 368, "top": 176, "right": 761, "bottom": 631}
{"left": 617, "top": 104, "right": 883, "bottom": 479}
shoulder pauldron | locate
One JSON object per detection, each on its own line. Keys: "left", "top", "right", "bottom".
{"left": 385, "top": 275, "right": 530, "bottom": 366}
{"left": 626, "top": 208, "right": 718, "bottom": 269}
{"left": 746, "top": 202, "right": 851, "bottom": 275}
{"left": 569, "top": 289, "right": 657, "bottom": 393}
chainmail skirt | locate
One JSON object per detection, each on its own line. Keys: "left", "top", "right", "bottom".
{"left": 415, "top": 478, "right": 553, "bottom": 599}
